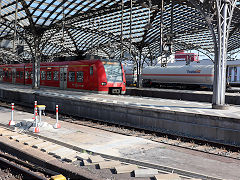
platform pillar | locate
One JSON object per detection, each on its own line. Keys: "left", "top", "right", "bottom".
{"left": 212, "top": 0, "right": 237, "bottom": 109}
{"left": 32, "top": 35, "right": 41, "bottom": 89}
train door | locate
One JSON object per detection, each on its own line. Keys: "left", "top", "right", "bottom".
{"left": 60, "top": 67, "right": 67, "bottom": 89}
{"left": 237, "top": 67, "right": 240, "bottom": 82}
{"left": 12, "top": 69, "right": 16, "bottom": 84}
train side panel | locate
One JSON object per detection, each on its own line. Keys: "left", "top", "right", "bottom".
{"left": 142, "top": 65, "right": 214, "bottom": 86}
{"left": 0, "top": 59, "right": 126, "bottom": 94}
{"left": 40, "top": 66, "right": 60, "bottom": 87}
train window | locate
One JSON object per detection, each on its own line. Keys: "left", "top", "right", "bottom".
{"left": 47, "top": 71, "right": 52, "bottom": 80}
{"left": 69, "top": 71, "right": 75, "bottom": 82}
{"left": 16, "top": 71, "right": 20, "bottom": 78}
{"left": 53, "top": 71, "right": 59, "bottom": 81}
{"left": 20, "top": 72, "right": 23, "bottom": 79}
{"left": 90, "top": 66, "right": 93, "bottom": 75}
{"left": 30, "top": 72, "right": 33, "bottom": 79}
{"left": 76, "top": 71, "right": 84, "bottom": 82}
{"left": 41, "top": 71, "right": 46, "bottom": 80}
{"left": 25, "top": 71, "right": 31, "bottom": 79}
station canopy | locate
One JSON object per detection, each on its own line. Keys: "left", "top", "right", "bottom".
{"left": 0, "top": 0, "right": 240, "bottom": 65}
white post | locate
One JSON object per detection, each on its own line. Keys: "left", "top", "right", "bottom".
{"left": 32, "top": 106, "right": 40, "bottom": 133}
{"left": 9, "top": 103, "right": 15, "bottom": 126}
{"left": 35, "top": 106, "right": 38, "bottom": 126}
{"left": 54, "top": 105, "right": 61, "bottom": 129}
{"left": 33, "top": 101, "right": 37, "bottom": 119}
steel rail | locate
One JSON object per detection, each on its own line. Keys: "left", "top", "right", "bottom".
{"left": 0, "top": 152, "right": 57, "bottom": 177}
{"left": 0, "top": 157, "right": 47, "bottom": 180}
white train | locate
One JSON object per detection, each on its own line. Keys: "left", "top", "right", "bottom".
{"left": 124, "top": 65, "right": 137, "bottom": 86}
{"left": 140, "top": 60, "right": 240, "bottom": 88}
{"left": 227, "top": 60, "right": 240, "bottom": 86}
{"left": 142, "top": 64, "right": 214, "bottom": 88}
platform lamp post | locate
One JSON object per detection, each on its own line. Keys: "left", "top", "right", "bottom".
{"left": 212, "top": 0, "right": 237, "bottom": 109}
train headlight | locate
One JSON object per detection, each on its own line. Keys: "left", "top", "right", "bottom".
{"left": 101, "top": 82, "right": 107, "bottom": 86}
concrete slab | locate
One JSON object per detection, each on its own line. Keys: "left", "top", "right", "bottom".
{"left": 15, "top": 136, "right": 34, "bottom": 143}
{"left": 134, "top": 169, "right": 158, "bottom": 177}
{"left": 24, "top": 139, "right": 44, "bottom": 146}
{"left": 83, "top": 160, "right": 92, "bottom": 166}
{"left": 89, "top": 155, "right": 105, "bottom": 163}
{"left": 62, "top": 153, "right": 78, "bottom": 162}
{"left": 41, "top": 144, "right": 62, "bottom": 153}
{"left": 114, "top": 164, "right": 138, "bottom": 174}
{"left": 32, "top": 141, "right": 52, "bottom": 149}
{"left": 98, "top": 161, "right": 121, "bottom": 169}
{"left": 9, "top": 134, "right": 28, "bottom": 140}
{"left": 76, "top": 153, "right": 90, "bottom": 161}
{"left": 154, "top": 173, "right": 181, "bottom": 180}
{"left": 51, "top": 148, "right": 77, "bottom": 159}
{"left": 1, "top": 131, "right": 18, "bottom": 136}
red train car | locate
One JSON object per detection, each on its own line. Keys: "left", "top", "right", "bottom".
{"left": 0, "top": 59, "right": 126, "bottom": 95}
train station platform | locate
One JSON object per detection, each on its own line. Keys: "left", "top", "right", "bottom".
{"left": 0, "top": 106, "right": 240, "bottom": 179}
{"left": 0, "top": 82, "right": 240, "bottom": 147}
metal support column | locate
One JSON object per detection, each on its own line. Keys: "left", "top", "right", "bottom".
{"left": 33, "top": 36, "right": 40, "bottom": 89}
{"left": 129, "top": 0, "right": 132, "bottom": 59}
{"left": 159, "top": 0, "right": 164, "bottom": 65}
{"left": 120, "top": 0, "right": 124, "bottom": 62}
{"left": 212, "top": 0, "right": 237, "bottom": 109}
{"left": 0, "top": 0, "right": 2, "bottom": 22}
{"left": 13, "top": 0, "right": 18, "bottom": 63}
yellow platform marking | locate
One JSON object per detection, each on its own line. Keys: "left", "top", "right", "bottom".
{"left": 50, "top": 174, "right": 66, "bottom": 180}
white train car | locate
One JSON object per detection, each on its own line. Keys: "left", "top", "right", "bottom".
{"left": 142, "top": 64, "right": 214, "bottom": 87}
{"left": 227, "top": 60, "right": 240, "bottom": 86}
{"left": 124, "top": 66, "right": 137, "bottom": 86}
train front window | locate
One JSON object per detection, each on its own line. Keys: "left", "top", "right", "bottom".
{"left": 103, "top": 61, "right": 123, "bottom": 82}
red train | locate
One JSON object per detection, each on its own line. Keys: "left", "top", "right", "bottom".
{"left": 0, "top": 59, "right": 126, "bottom": 94}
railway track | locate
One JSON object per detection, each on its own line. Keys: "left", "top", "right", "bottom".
{"left": 0, "top": 126, "right": 221, "bottom": 180}
{"left": 0, "top": 151, "right": 52, "bottom": 180}
{"left": 68, "top": 118, "right": 240, "bottom": 160}
{"left": 0, "top": 101, "right": 239, "bottom": 179}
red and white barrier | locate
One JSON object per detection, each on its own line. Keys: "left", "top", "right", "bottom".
{"left": 54, "top": 105, "right": 61, "bottom": 129}
{"left": 9, "top": 103, "right": 15, "bottom": 126}
{"left": 33, "top": 101, "right": 37, "bottom": 119}
{"left": 32, "top": 105, "right": 39, "bottom": 133}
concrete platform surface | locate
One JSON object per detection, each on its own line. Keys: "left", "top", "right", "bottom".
{"left": 0, "top": 106, "right": 240, "bottom": 179}
{"left": 0, "top": 83, "right": 240, "bottom": 120}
